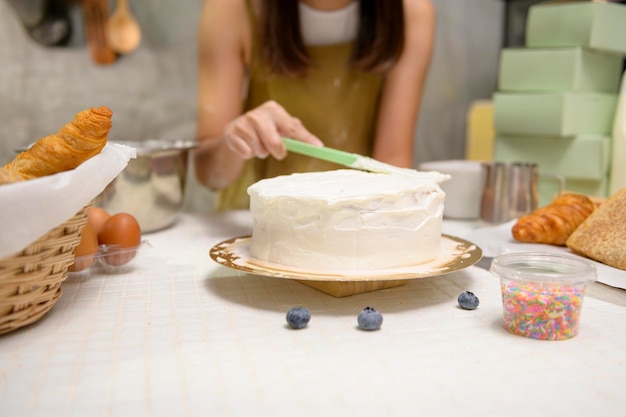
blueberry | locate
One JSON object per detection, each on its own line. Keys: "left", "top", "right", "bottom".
{"left": 357, "top": 306, "right": 383, "bottom": 330}
{"left": 286, "top": 307, "right": 311, "bottom": 329}
{"left": 457, "top": 291, "right": 480, "bottom": 310}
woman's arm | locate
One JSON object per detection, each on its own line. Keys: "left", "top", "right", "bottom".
{"left": 372, "top": 0, "right": 435, "bottom": 168}
{"left": 194, "top": 0, "right": 321, "bottom": 191}
{"left": 194, "top": 0, "right": 249, "bottom": 190}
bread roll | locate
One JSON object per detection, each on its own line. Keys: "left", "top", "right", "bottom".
{"left": 511, "top": 193, "right": 596, "bottom": 246}
{"left": 4, "top": 106, "right": 112, "bottom": 179}
{"left": 566, "top": 188, "right": 626, "bottom": 270}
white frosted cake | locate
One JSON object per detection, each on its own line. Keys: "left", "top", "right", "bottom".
{"left": 247, "top": 169, "right": 445, "bottom": 271}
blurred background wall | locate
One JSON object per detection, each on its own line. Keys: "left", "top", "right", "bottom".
{"left": 0, "top": 0, "right": 200, "bottom": 159}
{"left": 0, "top": 0, "right": 506, "bottom": 209}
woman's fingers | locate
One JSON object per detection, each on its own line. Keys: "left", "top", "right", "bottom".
{"left": 224, "top": 101, "right": 323, "bottom": 160}
{"left": 224, "top": 134, "right": 255, "bottom": 159}
{"left": 246, "top": 103, "right": 286, "bottom": 159}
{"left": 266, "top": 101, "right": 323, "bottom": 147}
{"left": 277, "top": 114, "right": 323, "bottom": 147}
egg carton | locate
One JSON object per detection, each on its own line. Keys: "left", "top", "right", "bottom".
{"left": 68, "top": 240, "right": 150, "bottom": 279}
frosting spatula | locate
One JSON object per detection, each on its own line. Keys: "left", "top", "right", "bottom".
{"left": 282, "top": 137, "right": 449, "bottom": 183}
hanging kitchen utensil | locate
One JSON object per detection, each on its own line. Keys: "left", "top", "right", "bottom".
{"left": 106, "top": 0, "right": 141, "bottom": 54}
{"left": 7, "top": 0, "right": 72, "bottom": 47}
{"left": 82, "top": 0, "right": 116, "bottom": 65}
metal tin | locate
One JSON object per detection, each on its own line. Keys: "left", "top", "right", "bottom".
{"left": 95, "top": 139, "right": 197, "bottom": 233}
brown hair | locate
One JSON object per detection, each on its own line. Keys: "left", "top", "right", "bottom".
{"left": 261, "top": 0, "right": 405, "bottom": 77}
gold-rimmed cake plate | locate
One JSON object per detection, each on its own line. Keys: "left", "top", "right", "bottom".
{"left": 209, "top": 235, "right": 482, "bottom": 297}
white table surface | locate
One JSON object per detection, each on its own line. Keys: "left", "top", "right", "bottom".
{"left": 1, "top": 211, "right": 625, "bottom": 417}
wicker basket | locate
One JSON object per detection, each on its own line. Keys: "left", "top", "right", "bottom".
{"left": 0, "top": 204, "right": 90, "bottom": 335}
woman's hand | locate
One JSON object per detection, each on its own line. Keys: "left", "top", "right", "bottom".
{"left": 223, "top": 100, "right": 323, "bottom": 160}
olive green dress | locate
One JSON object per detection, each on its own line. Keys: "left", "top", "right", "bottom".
{"left": 216, "top": 1, "right": 384, "bottom": 211}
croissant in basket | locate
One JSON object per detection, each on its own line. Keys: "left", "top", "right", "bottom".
{"left": 0, "top": 168, "right": 25, "bottom": 185}
{"left": 511, "top": 193, "right": 596, "bottom": 246}
{"left": 2, "top": 106, "right": 112, "bottom": 182}
{"left": 0, "top": 106, "right": 113, "bottom": 334}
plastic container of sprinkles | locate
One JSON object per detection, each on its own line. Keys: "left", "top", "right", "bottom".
{"left": 490, "top": 252, "right": 597, "bottom": 341}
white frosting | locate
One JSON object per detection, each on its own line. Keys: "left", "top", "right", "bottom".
{"left": 351, "top": 157, "right": 452, "bottom": 183}
{"left": 247, "top": 170, "right": 445, "bottom": 271}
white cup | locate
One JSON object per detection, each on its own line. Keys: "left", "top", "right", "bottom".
{"left": 418, "top": 160, "right": 483, "bottom": 219}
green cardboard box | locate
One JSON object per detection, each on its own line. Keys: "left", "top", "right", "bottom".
{"left": 539, "top": 177, "right": 608, "bottom": 207}
{"left": 526, "top": 2, "right": 626, "bottom": 55}
{"left": 498, "top": 47, "right": 622, "bottom": 93}
{"left": 493, "top": 92, "right": 617, "bottom": 136}
{"left": 494, "top": 134, "right": 611, "bottom": 180}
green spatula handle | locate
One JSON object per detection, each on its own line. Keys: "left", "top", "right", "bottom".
{"left": 282, "top": 137, "right": 358, "bottom": 167}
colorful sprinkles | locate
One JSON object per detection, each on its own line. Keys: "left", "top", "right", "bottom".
{"left": 501, "top": 282, "right": 585, "bottom": 341}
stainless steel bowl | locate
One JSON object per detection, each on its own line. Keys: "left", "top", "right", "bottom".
{"left": 96, "top": 139, "right": 197, "bottom": 233}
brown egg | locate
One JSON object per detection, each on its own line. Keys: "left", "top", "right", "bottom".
{"left": 69, "top": 222, "right": 99, "bottom": 272}
{"left": 97, "top": 212, "right": 142, "bottom": 266}
{"left": 87, "top": 207, "right": 111, "bottom": 235}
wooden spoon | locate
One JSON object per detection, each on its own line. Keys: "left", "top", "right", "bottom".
{"left": 82, "top": 0, "right": 116, "bottom": 65}
{"left": 106, "top": 0, "right": 141, "bottom": 54}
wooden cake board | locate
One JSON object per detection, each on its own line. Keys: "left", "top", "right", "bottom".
{"left": 296, "top": 280, "right": 408, "bottom": 298}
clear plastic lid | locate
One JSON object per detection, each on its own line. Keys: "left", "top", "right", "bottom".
{"left": 490, "top": 252, "right": 597, "bottom": 284}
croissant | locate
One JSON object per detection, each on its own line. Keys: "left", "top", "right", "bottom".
{"left": 511, "top": 193, "right": 596, "bottom": 246}
{"left": 4, "top": 106, "right": 112, "bottom": 180}
{"left": 0, "top": 167, "right": 26, "bottom": 185}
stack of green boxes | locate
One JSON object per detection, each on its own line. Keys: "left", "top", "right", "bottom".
{"left": 493, "top": 1, "right": 626, "bottom": 206}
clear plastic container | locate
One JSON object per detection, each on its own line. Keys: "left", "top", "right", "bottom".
{"left": 68, "top": 241, "right": 148, "bottom": 279}
{"left": 490, "top": 252, "right": 597, "bottom": 341}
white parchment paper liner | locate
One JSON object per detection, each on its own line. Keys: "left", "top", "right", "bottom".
{"left": 0, "top": 143, "right": 136, "bottom": 259}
